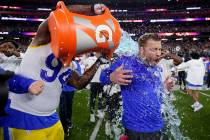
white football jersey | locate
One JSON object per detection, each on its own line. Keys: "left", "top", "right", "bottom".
{"left": 9, "top": 44, "right": 72, "bottom": 116}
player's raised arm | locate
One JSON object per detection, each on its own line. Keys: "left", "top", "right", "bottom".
{"left": 67, "top": 56, "right": 108, "bottom": 89}
{"left": 30, "top": 4, "right": 106, "bottom": 47}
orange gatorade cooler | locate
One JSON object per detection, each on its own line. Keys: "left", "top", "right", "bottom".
{"left": 48, "top": 1, "right": 122, "bottom": 66}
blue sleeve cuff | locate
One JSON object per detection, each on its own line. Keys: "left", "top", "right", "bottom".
{"left": 100, "top": 68, "right": 112, "bottom": 85}
{"left": 8, "top": 75, "right": 35, "bottom": 94}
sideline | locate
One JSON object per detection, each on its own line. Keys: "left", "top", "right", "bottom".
{"left": 89, "top": 118, "right": 104, "bottom": 140}
{"left": 200, "top": 91, "right": 210, "bottom": 98}
{"left": 179, "top": 90, "right": 210, "bottom": 98}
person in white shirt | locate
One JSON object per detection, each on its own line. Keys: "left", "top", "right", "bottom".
{"left": 104, "top": 54, "right": 122, "bottom": 138}
{"left": 157, "top": 49, "right": 182, "bottom": 102}
{"left": 81, "top": 53, "right": 109, "bottom": 122}
{"left": 59, "top": 59, "right": 82, "bottom": 136}
{"left": 104, "top": 83, "right": 122, "bottom": 139}
{"left": 176, "top": 51, "right": 205, "bottom": 112}
{"left": 90, "top": 53, "right": 109, "bottom": 122}
{"left": 158, "top": 49, "right": 182, "bottom": 82}
{"left": 0, "top": 41, "right": 22, "bottom": 71}
{"left": 82, "top": 53, "right": 98, "bottom": 72}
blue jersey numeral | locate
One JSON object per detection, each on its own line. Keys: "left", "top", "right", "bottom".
{"left": 40, "top": 54, "right": 62, "bottom": 82}
{"left": 40, "top": 53, "right": 72, "bottom": 85}
{"left": 58, "top": 69, "right": 72, "bottom": 85}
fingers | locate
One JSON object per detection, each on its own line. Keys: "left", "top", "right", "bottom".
{"left": 164, "top": 77, "right": 175, "bottom": 91}
{"left": 116, "top": 65, "right": 132, "bottom": 73}
{"left": 164, "top": 76, "right": 170, "bottom": 83}
{"left": 121, "top": 69, "right": 133, "bottom": 75}
{"left": 116, "top": 64, "right": 124, "bottom": 71}
{"left": 36, "top": 80, "right": 44, "bottom": 86}
{"left": 94, "top": 4, "right": 106, "bottom": 15}
{"left": 121, "top": 74, "right": 133, "bottom": 79}
{"left": 14, "top": 52, "right": 20, "bottom": 57}
{"left": 117, "top": 78, "right": 132, "bottom": 85}
{"left": 110, "top": 65, "right": 133, "bottom": 85}
{"left": 118, "top": 72, "right": 133, "bottom": 85}
{"left": 167, "top": 83, "right": 174, "bottom": 91}
{"left": 29, "top": 80, "right": 44, "bottom": 95}
{"left": 100, "top": 4, "right": 106, "bottom": 10}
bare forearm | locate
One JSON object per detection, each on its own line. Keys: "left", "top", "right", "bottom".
{"left": 67, "top": 60, "right": 100, "bottom": 89}
{"left": 169, "top": 53, "right": 182, "bottom": 65}
{"left": 68, "top": 5, "right": 94, "bottom": 15}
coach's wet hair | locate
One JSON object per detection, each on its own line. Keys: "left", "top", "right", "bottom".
{"left": 138, "top": 33, "right": 161, "bottom": 48}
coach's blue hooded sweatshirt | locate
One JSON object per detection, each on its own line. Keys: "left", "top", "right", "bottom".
{"left": 100, "top": 56, "right": 164, "bottom": 133}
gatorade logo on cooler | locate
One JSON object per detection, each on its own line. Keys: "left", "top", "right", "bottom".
{"left": 49, "top": 1, "right": 122, "bottom": 66}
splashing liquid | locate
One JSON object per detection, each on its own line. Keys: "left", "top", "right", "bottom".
{"left": 113, "top": 31, "right": 189, "bottom": 140}
{"left": 115, "top": 30, "right": 139, "bottom": 56}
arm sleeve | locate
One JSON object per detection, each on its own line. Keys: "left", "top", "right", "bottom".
{"left": 8, "top": 74, "right": 35, "bottom": 94}
{"left": 100, "top": 57, "right": 123, "bottom": 85}
{"left": 176, "top": 62, "right": 189, "bottom": 71}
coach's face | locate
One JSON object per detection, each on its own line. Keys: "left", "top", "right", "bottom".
{"left": 140, "top": 39, "right": 162, "bottom": 66}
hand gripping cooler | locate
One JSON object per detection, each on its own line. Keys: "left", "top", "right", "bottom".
{"left": 48, "top": 1, "right": 122, "bottom": 66}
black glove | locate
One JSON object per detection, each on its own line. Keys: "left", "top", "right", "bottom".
{"left": 0, "top": 70, "right": 14, "bottom": 116}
